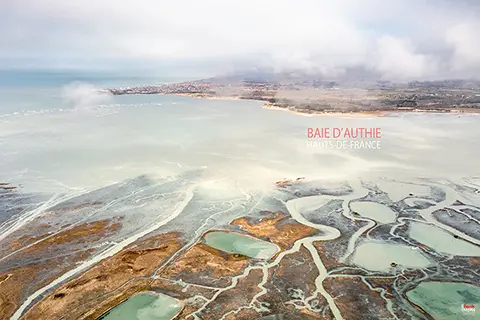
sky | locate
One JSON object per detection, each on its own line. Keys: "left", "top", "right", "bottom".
{"left": 1, "top": 0, "right": 480, "bottom": 80}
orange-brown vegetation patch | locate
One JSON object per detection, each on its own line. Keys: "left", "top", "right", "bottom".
{"left": 11, "top": 210, "right": 330, "bottom": 319}
{"left": 313, "top": 241, "right": 344, "bottom": 270}
{"left": 21, "top": 232, "right": 183, "bottom": 320}
{"left": 192, "top": 269, "right": 264, "bottom": 319}
{"left": 0, "top": 249, "right": 96, "bottom": 320}
{"left": 47, "top": 202, "right": 103, "bottom": 215}
{"left": 261, "top": 245, "right": 333, "bottom": 319}
{"left": 84, "top": 276, "right": 215, "bottom": 320}
{"left": 274, "top": 177, "right": 305, "bottom": 188}
{"left": 1, "top": 219, "right": 123, "bottom": 319}
{"left": 323, "top": 276, "right": 393, "bottom": 320}
{"left": 10, "top": 219, "right": 121, "bottom": 253}
{"left": 79, "top": 279, "right": 152, "bottom": 320}
{"left": 231, "top": 211, "right": 318, "bottom": 249}
{"left": 364, "top": 277, "right": 396, "bottom": 299}
{"left": 0, "top": 274, "right": 10, "bottom": 283}
{"left": 470, "top": 257, "right": 480, "bottom": 264}
{"left": 161, "top": 242, "right": 249, "bottom": 287}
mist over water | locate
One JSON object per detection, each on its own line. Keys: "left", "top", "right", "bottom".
{"left": 0, "top": 70, "right": 184, "bottom": 116}
{"left": 61, "top": 82, "right": 112, "bottom": 112}
{"left": 1, "top": 90, "right": 479, "bottom": 194}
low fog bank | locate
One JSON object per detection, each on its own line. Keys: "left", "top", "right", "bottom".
{"left": 61, "top": 82, "right": 112, "bottom": 111}
{"left": 1, "top": 95, "right": 479, "bottom": 194}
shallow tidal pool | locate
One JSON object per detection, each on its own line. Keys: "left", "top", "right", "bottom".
{"left": 408, "top": 222, "right": 480, "bottom": 256}
{"left": 406, "top": 281, "right": 480, "bottom": 320}
{"left": 98, "top": 292, "right": 182, "bottom": 320}
{"left": 203, "top": 231, "right": 279, "bottom": 259}
{"left": 351, "top": 241, "right": 433, "bottom": 272}
{"left": 350, "top": 201, "right": 397, "bottom": 224}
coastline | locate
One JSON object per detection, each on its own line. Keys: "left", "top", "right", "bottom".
{"left": 262, "top": 102, "right": 480, "bottom": 118}
{"left": 165, "top": 93, "right": 242, "bottom": 101}
{"left": 160, "top": 93, "right": 480, "bottom": 117}
{"left": 106, "top": 90, "right": 480, "bottom": 117}
{"left": 262, "top": 104, "right": 389, "bottom": 118}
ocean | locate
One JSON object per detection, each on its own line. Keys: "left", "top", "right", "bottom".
{"left": 1, "top": 70, "right": 479, "bottom": 193}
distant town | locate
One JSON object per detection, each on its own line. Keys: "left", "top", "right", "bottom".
{"left": 102, "top": 76, "right": 480, "bottom": 114}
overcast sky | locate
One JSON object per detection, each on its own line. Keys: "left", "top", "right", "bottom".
{"left": 1, "top": 0, "right": 479, "bottom": 80}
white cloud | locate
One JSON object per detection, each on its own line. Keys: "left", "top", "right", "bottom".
{"left": 61, "top": 82, "right": 112, "bottom": 111}
{"left": 375, "top": 36, "right": 439, "bottom": 80}
{"left": 1, "top": 0, "right": 480, "bottom": 79}
{"left": 446, "top": 22, "right": 480, "bottom": 74}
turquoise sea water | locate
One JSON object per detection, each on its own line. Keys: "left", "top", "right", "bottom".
{"left": 0, "top": 69, "right": 187, "bottom": 114}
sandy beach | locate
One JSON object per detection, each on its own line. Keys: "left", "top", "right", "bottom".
{"left": 262, "top": 102, "right": 480, "bottom": 118}
{"left": 262, "top": 103, "right": 390, "bottom": 118}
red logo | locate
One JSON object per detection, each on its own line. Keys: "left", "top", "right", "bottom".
{"left": 462, "top": 304, "right": 475, "bottom": 313}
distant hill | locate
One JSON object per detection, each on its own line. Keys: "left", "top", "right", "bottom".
{"left": 202, "top": 68, "right": 480, "bottom": 90}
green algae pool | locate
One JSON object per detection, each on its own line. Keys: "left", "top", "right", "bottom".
{"left": 406, "top": 281, "right": 480, "bottom": 320}
{"left": 203, "top": 231, "right": 279, "bottom": 259}
{"left": 98, "top": 292, "right": 182, "bottom": 320}
{"left": 351, "top": 241, "right": 432, "bottom": 272}
{"left": 408, "top": 222, "right": 480, "bottom": 256}
{"left": 350, "top": 201, "right": 397, "bottom": 224}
